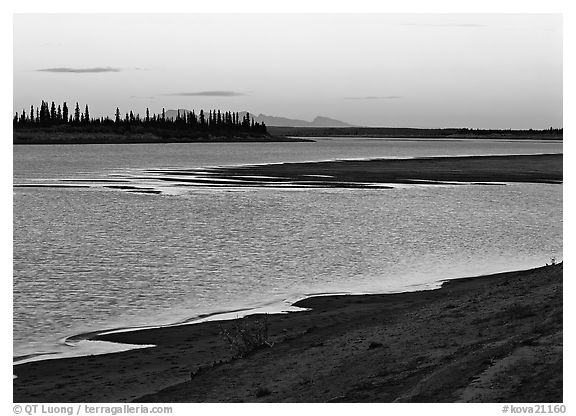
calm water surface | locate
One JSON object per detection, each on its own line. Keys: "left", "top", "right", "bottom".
{"left": 13, "top": 138, "right": 563, "bottom": 359}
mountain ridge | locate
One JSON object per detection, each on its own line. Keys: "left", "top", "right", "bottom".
{"left": 165, "top": 109, "right": 355, "bottom": 127}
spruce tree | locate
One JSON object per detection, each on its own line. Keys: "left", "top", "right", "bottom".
{"left": 39, "top": 101, "right": 45, "bottom": 124}
{"left": 74, "top": 103, "right": 81, "bottom": 124}
{"left": 199, "top": 110, "right": 205, "bottom": 127}
{"left": 50, "top": 102, "right": 56, "bottom": 122}
{"left": 62, "top": 102, "right": 69, "bottom": 124}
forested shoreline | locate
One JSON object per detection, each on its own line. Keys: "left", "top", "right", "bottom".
{"left": 13, "top": 101, "right": 273, "bottom": 143}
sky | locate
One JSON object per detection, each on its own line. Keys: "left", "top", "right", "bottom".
{"left": 13, "top": 13, "right": 562, "bottom": 128}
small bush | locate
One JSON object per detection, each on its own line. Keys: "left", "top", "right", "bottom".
{"left": 255, "top": 387, "right": 272, "bottom": 398}
{"left": 368, "top": 341, "right": 383, "bottom": 350}
{"left": 220, "top": 315, "right": 274, "bottom": 358}
{"left": 506, "top": 304, "right": 536, "bottom": 319}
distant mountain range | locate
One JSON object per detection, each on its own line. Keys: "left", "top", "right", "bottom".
{"left": 247, "top": 113, "right": 356, "bottom": 127}
{"left": 165, "top": 110, "right": 355, "bottom": 127}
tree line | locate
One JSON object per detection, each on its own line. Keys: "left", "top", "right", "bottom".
{"left": 13, "top": 101, "right": 268, "bottom": 134}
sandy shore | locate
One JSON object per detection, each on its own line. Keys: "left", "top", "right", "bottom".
{"left": 13, "top": 263, "right": 562, "bottom": 403}
{"left": 118, "top": 154, "right": 563, "bottom": 190}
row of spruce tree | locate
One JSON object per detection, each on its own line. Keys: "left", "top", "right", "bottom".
{"left": 13, "top": 101, "right": 268, "bottom": 134}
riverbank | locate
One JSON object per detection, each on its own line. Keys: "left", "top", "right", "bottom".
{"left": 267, "top": 126, "right": 563, "bottom": 140}
{"left": 13, "top": 130, "right": 313, "bottom": 144}
{"left": 13, "top": 263, "right": 562, "bottom": 403}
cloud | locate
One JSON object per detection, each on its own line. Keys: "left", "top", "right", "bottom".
{"left": 162, "top": 91, "right": 247, "bottom": 97}
{"left": 400, "top": 23, "right": 485, "bottom": 28}
{"left": 345, "top": 95, "right": 401, "bottom": 100}
{"left": 39, "top": 42, "right": 63, "bottom": 47}
{"left": 36, "top": 67, "right": 122, "bottom": 73}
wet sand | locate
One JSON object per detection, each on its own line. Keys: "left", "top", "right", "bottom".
{"left": 203, "top": 154, "right": 563, "bottom": 186}
{"left": 13, "top": 263, "right": 562, "bottom": 403}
